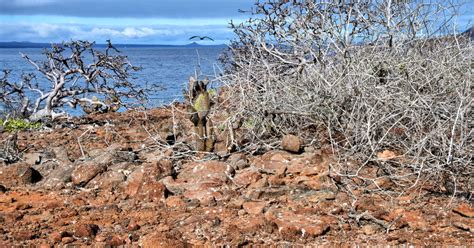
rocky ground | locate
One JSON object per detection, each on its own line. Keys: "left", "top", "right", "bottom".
{"left": 0, "top": 105, "right": 473, "bottom": 247}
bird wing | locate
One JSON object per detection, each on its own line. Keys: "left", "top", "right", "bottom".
{"left": 189, "top": 36, "right": 199, "bottom": 40}
{"left": 203, "top": 36, "right": 214, "bottom": 41}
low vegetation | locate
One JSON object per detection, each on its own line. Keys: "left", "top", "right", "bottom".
{"left": 1, "top": 118, "right": 42, "bottom": 132}
{"left": 220, "top": 0, "right": 472, "bottom": 195}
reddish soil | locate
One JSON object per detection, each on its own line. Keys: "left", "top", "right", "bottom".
{"left": 0, "top": 105, "right": 472, "bottom": 247}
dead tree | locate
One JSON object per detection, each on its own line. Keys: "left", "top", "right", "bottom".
{"left": 0, "top": 40, "right": 146, "bottom": 121}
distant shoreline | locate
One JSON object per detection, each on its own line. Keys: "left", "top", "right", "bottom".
{"left": 0, "top": 41, "right": 227, "bottom": 49}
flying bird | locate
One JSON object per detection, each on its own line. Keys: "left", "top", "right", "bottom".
{"left": 189, "top": 36, "right": 214, "bottom": 41}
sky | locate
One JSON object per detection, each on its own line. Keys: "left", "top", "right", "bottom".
{"left": 0, "top": 0, "right": 255, "bottom": 45}
{"left": 0, "top": 0, "right": 472, "bottom": 45}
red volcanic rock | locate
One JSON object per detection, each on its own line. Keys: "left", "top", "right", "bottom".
{"left": 265, "top": 208, "right": 335, "bottom": 240}
{"left": 252, "top": 157, "right": 287, "bottom": 175}
{"left": 177, "top": 161, "right": 229, "bottom": 184}
{"left": 127, "top": 220, "right": 141, "bottom": 232}
{"left": 74, "top": 223, "right": 100, "bottom": 238}
{"left": 362, "top": 224, "right": 380, "bottom": 235}
{"left": 13, "top": 230, "right": 37, "bottom": 241}
{"left": 122, "top": 161, "right": 172, "bottom": 202}
{"left": 106, "top": 235, "right": 124, "bottom": 246}
{"left": 142, "top": 232, "right": 189, "bottom": 248}
{"left": 233, "top": 169, "right": 262, "bottom": 187}
{"left": 18, "top": 165, "right": 43, "bottom": 184}
{"left": 61, "top": 237, "right": 75, "bottom": 244}
{"left": 227, "top": 153, "right": 249, "bottom": 170}
{"left": 38, "top": 243, "right": 52, "bottom": 248}
{"left": 71, "top": 162, "right": 107, "bottom": 187}
{"left": 165, "top": 195, "right": 186, "bottom": 209}
{"left": 243, "top": 201, "right": 267, "bottom": 215}
{"left": 50, "top": 231, "right": 72, "bottom": 243}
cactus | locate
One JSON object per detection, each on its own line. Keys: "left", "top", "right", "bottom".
{"left": 186, "top": 76, "right": 215, "bottom": 152}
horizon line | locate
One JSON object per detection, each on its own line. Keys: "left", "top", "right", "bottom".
{"left": 0, "top": 40, "right": 228, "bottom": 48}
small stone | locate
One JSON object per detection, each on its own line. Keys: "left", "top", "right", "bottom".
{"left": 24, "top": 152, "right": 42, "bottom": 165}
{"left": 227, "top": 199, "right": 245, "bottom": 209}
{"left": 228, "top": 153, "right": 249, "bottom": 170}
{"left": 15, "top": 203, "right": 32, "bottom": 210}
{"left": 243, "top": 201, "right": 267, "bottom": 215}
{"left": 233, "top": 169, "right": 262, "bottom": 187}
{"left": 94, "top": 234, "right": 107, "bottom": 242}
{"left": 106, "top": 235, "right": 124, "bottom": 246}
{"left": 265, "top": 209, "right": 334, "bottom": 239}
{"left": 13, "top": 230, "right": 37, "bottom": 241}
{"left": 51, "top": 231, "right": 72, "bottom": 243}
{"left": 38, "top": 244, "right": 52, "bottom": 248}
{"left": 122, "top": 163, "right": 171, "bottom": 201}
{"left": 304, "top": 146, "right": 315, "bottom": 153}
{"left": 377, "top": 150, "right": 398, "bottom": 160}
{"left": 74, "top": 223, "right": 100, "bottom": 238}
{"left": 165, "top": 195, "right": 186, "bottom": 209}
{"left": 0, "top": 196, "right": 14, "bottom": 204}
{"left": 50, "top": 232, "right": 63, "bottom": 243}
{"left": 177, "top": 161, "right": 229, "bottom": 184}
{"left": 281, "top": 134, "right": 301, "bottom": 153}
{"left": 362, "top": 224, "right": 380, "bottom": 235}
{"left": 71, "top": 162, "right": 107, "bottom": 187}
{"left": 17, "top": 166, "right": 42, "bottom": 184}
{"left": 142, "top": 232, "right": 189, "bottom": 247}
{"left": 60, "top": 209, "right": 78, "bottom": 218}
{"left": 127, "top": 220, "right": 141, "bottom": 231}
{"left": 61, "top": 237, "right": 75, "bottom": 244}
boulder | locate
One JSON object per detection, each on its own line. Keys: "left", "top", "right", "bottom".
{"left": 74, "top": 223, "right": 100, "bottom": 238}
{"left": 17, "top": 165, "right": 42, "bottom": 184}
{"left": 281, "top": 135, "right": 301, "bottom": 153}
{"left": 71, "top": 161, "right": 107, "bottom": 187}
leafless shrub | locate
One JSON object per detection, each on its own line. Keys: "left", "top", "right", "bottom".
{"left": 0, "top": 40, "right": 146, "bottom": 121}
{"left": 220, "top": 0, "right": 472, "bottom": 194}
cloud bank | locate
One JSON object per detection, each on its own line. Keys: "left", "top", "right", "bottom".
{"left": 0, "top": 0, "right": 471, "bottom": 45}
{"left": 0, "top": 0, "right": 254, "bottom": 44}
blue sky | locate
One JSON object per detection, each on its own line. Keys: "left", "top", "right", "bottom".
{"left": 0, "top": 0, "right": 255, "bottom": 45}
{"left": 0, "top": 0, "right": 472, "bottom": 45}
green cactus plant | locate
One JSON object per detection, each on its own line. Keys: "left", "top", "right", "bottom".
{"left": 186, "top": 76, "right": 215, "bottom": 152}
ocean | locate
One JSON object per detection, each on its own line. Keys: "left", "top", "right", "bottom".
{"left": 0, "top": 46, "right": 225, "bottom": 114}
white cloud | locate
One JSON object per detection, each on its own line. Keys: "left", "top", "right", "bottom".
{"left": 90, "top": 27, "right": 121, "bottom": 37}
{"left": 87, "top": 27, "right": 179, "bottom": 39}
{"left": 0, "top": 21, "right": 232, "bottom": 44}
{"left": 31, "top": 23, "right": 60, "bottom": 37}
{"left": 122, "top": 27, "right": 157, "bottom": 38}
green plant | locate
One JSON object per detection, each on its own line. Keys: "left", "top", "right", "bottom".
{"left": 1, "top": 119, "right": 42, "bottom": 132}
{"left": 186, "top": 77, "right": 215, "bottom": 152}
{"left": 208, "top": 89, "right": 217, "bottom": 97}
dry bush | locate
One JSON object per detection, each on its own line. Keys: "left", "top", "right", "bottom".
{"left": 220, "top": 0, "right": 472, "bottom": 194}
{"left": 0, "top": 40, "right": 146, "bottom": 121}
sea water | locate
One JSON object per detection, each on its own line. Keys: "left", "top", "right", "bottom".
{"left": 0, "top": 46, "right": 224, "bottom": 115}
